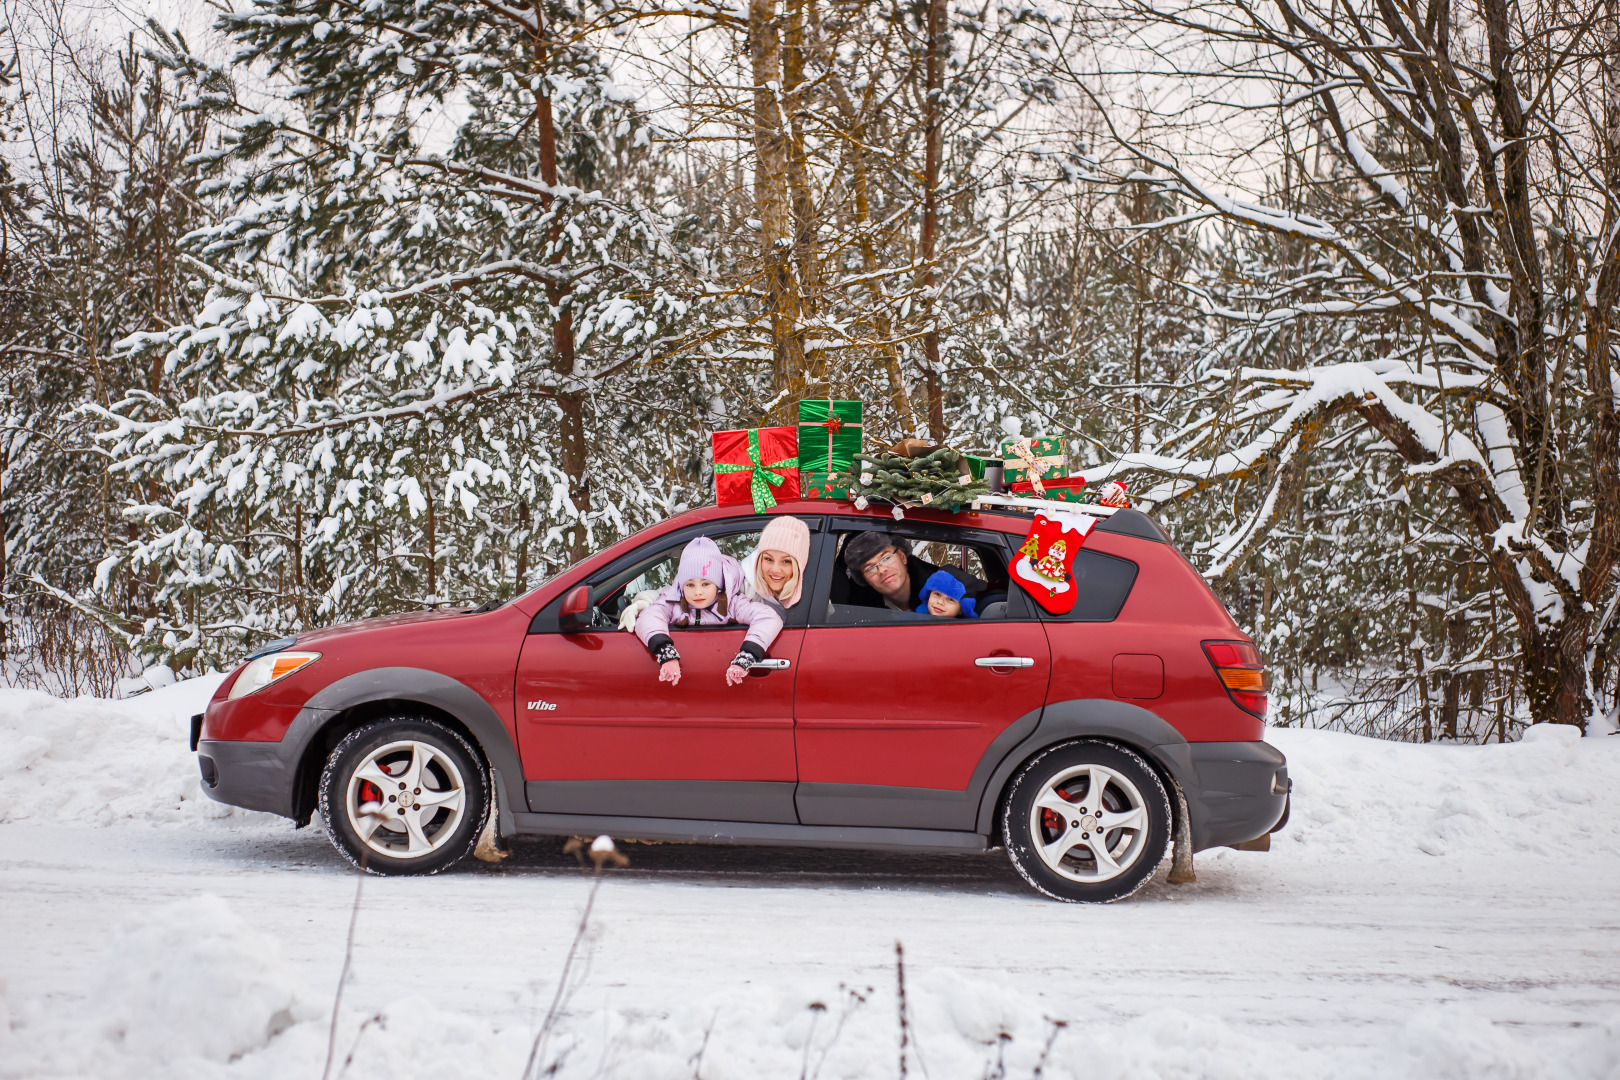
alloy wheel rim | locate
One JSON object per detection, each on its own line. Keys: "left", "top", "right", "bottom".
{"left": 345, "top": 739, "right": 468, "bottom": 859}
{"left": 1028, "top": 763, "right": 1149, "bottom": 883}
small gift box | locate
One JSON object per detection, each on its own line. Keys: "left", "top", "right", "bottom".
{"left": 802, "top": 470, "right": 851, "bottom": 500}
{"left": 1008, "top": 477, "right": 1088, "bottom": 503}
{"left": 712, "top": 426, "right": 799, "bottom": 513}
{"left": 960, "top": 453, "right": 988, "bottom": 481}
{"left": 1000, "top": 436, "right": 1067, "bottom": 494}
{"left": 797, "top": 398, "right": 863, "bottom": 475}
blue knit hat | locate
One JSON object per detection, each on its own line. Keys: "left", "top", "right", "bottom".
{"left": 916, "top": 570, "right": 978, "bottom": 617}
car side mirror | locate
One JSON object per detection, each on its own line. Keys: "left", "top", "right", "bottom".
{"left": 559, "top": 585, "right": 591, "bottom": 631}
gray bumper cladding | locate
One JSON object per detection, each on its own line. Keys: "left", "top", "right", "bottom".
{"left": 196, "top": 738, "right": 301, "bottom": 818}
{"left": 1186, "top": 740, "right": 1290, "bottom": 851}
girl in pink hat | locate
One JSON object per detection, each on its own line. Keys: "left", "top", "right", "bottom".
{"left": 743, "top": 515, "right": 811, "bottom": 611}
{"left": 633, "top": 536, "right": 783, "bottom": 686}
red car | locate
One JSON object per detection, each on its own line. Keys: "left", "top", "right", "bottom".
{"left": 195, "top": 499, "right": 1289, "bottom": 902}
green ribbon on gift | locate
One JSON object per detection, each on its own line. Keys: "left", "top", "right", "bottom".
{"left": 797, "top": 398, "right": 863, "bottom": 473}
{"left": 714, "top": 428, "right": 798, "bottom": 513}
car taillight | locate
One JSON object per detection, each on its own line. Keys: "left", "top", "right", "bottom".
{"left": 1202, "top": 640, "right": 1267, "bottom": 718}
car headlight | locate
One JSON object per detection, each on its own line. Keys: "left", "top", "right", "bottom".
{"left": 227, "top": 651, "right": 322, "bottom": 699}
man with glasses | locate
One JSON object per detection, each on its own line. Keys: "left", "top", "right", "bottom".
{"left": 842, "top": 530, "right": 981, "bottom": 612}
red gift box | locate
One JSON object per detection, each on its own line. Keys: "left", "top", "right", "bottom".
{"left": 711, "top": 426, "right": 800, "bottom": 513}
{"left": 1008, "top": 477, "right": 1088, "bottom": 503}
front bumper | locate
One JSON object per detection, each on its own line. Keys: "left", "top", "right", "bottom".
{"left": 1185, "top": 740, "right": 1290, "bottom": 850}
{"left": 196, "top": 737, "right": 302, "bottom": 818}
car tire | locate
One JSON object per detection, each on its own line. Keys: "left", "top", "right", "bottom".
{"left": 318, "top": 717, "right": 488, "bottom": 876}
{"left": 1001, "top": 740, "right": 1173, "bottom": 903}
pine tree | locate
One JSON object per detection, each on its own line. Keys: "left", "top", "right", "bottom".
{"left": 92, "top": 7, "right": 708, "bottom": 668}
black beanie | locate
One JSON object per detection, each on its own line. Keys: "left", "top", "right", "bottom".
{"left": 844, "top": 530, "right": 900, "bottom": 579}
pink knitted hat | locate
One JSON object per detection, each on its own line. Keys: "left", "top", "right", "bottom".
{"left": 756, "top": 515, "right": 811, "bottom": 607}
{"left": 669, "top": 536, "right": 742, "bottom": 600}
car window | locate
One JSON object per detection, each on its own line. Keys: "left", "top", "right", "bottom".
{"left": 1033, "top": 548, "right": 1139, "bottom": 622}
{"left": 816, "top": 522, "right": 1029, "bottom": 625}
{"left": 592, "top": 529, "right": 764, "bottom": 629}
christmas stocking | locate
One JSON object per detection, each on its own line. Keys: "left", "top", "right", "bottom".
{"left": 1012, "top": 511, "right": 1097, "bottom": 614}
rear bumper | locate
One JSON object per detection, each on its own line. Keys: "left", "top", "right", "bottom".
{"left": 1184, "top": 740, "right": 1290, "bottom": 850}
{"left": 196, "top": 737, "right": 301, "bottom": 818}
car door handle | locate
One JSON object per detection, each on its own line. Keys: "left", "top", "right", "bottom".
{"left": 753, "top": 658, "right": 791, "bottom": 670}
{"left": 975, "top": 656, "right": 1034, "bottom": 668}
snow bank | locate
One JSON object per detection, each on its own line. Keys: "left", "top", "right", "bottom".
{"left": 0, "top": 673, "right": 258, "bottom": 826}
{"left": 90, "top": 895, "right": 311, "bottom": 1063}
{"left": 4, "top": 667, "right": 1619, "bottom": 859}
{"left": 1269, "top": 724, "right": 1620, "bottom": 862}
{"left": 1, "top": 894, "right": 314, "bottom": 1078}
{"left": 2, "top": 894, "right": 1616, "bottom": 1080}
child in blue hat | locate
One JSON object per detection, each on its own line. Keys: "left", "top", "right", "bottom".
{"left": 916, "top": 569, "right": 978, "bottom": 618}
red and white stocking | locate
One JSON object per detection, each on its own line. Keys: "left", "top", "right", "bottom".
{"left": 1012, "top": 512, "right": 1096, "bottom": 614}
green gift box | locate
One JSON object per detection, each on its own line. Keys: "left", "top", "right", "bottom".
{"left": 1000, "top": 436, "right": 1067, "bottom": 491}
{"left": 801, "top": 470, "right": 851, "bottom": 500}
{"left": 961, "top": 454, "right": 988, "bottom": 481}
{"left": 797, "top": 398, "right": 864, "bottom": 474}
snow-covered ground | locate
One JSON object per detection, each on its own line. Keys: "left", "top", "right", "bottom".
{"left": 2, "top": 677, "right": 1618, "bottom": 1079}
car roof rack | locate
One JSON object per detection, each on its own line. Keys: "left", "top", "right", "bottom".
{"left": 968, "top": 494, "right": 1123, "bottom": 519}
{"left": 969, "top": 496, "right": 1173, "bottom": 544}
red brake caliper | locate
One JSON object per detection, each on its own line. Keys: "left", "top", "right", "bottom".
{"left": 359, "top": 781, "right": 382, "bottom": 804}
{"left": 1042, "top": 788, "right": 1074, "bottom": 833}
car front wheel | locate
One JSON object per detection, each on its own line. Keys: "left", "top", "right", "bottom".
{"left": 318, "top": 717, "right": 488, "bottom": 875}
{"left": 1002, "top": 740, "right": 1172, "bottom": 903}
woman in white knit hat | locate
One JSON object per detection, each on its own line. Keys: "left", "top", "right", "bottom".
{"left": 743, "top": 515, "right": 811, "bottom": 612}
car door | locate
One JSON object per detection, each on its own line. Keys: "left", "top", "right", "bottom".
{"left": 515, "top": 518, "right": 817, "bottom": 824}
{"left": 792, "top": 518, "right": 1051, "bottom": 830}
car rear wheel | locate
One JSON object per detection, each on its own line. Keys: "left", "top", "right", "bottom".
{"left": 318, "top": 717, "right": 487, "bottom": 875}
{"left": 1001, "top": 740, "right": 1172, "bottom": 903}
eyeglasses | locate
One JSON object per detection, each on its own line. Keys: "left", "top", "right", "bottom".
{"left": 861, "top": 550, "right": 902, "bottom": 577}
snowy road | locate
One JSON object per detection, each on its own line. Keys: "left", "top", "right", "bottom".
{"left": 2, "top": 678, "right": 1619, "bottom": 1078}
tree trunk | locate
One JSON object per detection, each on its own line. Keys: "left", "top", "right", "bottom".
{"left": 293, "top": 502, "right": 308, "bottom": 623}
{"left": 532, "top": 7, "right": 591, "bottom": 562}
{"left": 749, "top": 0, "right": 808, "bottom": 406}
{"left": 917, "top": 0, "right": 947, "bottom": 440}
{"left": 827, "top": 58, "right": 921, "bottom": 435}
{"left": 0, "top": 431, "right": 8, "bottom": 663}
{"left": 514, "top": 497, "right": 531, "bottom": 588}
{"left": 1573, "top": 0, "right": 1620, "bottom": 734}
{"left": 424, "top": 480, "right": 437, "bottom": 601}
{"left": 1441, "top": 610, "right": 1465, "bottom": 740}
{"left": 781, "top": 0, "right": 823, "bottom": 386}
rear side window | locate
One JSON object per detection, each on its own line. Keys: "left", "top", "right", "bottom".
{"left": 1033, "top": 548, "right": 1139, "bottom": 622}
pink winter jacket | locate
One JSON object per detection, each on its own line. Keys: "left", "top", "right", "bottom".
{"left": 632, "top": 590, "right": 784, "bottom": 656}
